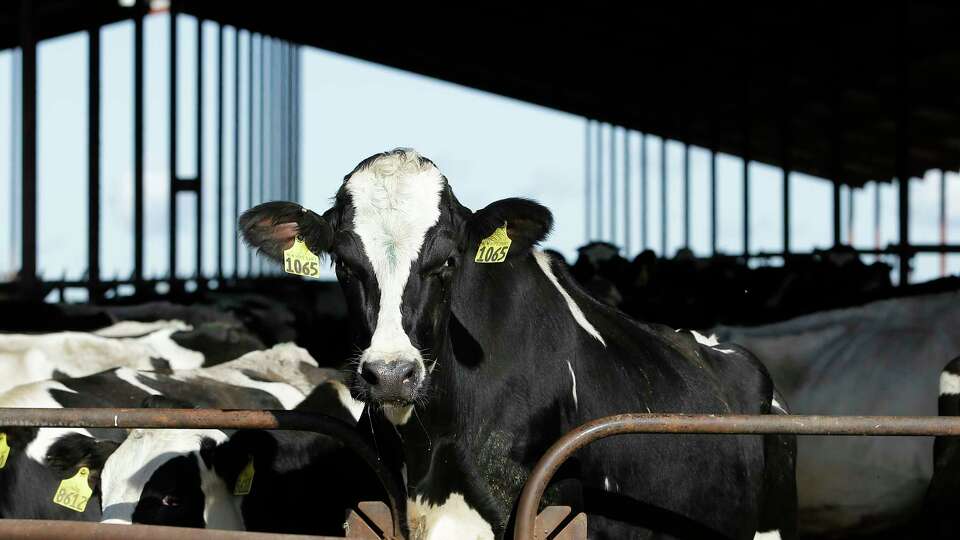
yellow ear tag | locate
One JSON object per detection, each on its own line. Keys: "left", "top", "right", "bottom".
{"left": 52, "top": 467, "right": 93, "bottom": 513}
{"left": 234, "top": 457, "right": 255, "bottom": 495}
{"left": 283, "top": 236, "right": 321, "bottom": 278}
{"left": 475, "top": 222, "right": 512, "bottom": 264}
{"left": 0, "top": 433, "right": 9, "bottom": 469}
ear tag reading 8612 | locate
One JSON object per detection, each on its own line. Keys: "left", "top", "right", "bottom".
{"left": 475, "top": 222, "right": 512, "bottom": 264}
{"left": 52, "top": 467, "right": 92, "bottom": 513}
{"left": 234, "top": 456, "right": 255, "bottom": 495}
{"left": 283, "top": 236, "right": 321, "bottom": 278}
{"left": 0, "top": 433, "right": 9, "bottom": 469}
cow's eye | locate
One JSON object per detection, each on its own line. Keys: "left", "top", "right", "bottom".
{"left": 444, "top": 257, "right": 455, "bottom": 268}
{"left": 161, "top": 495, "right": 181, "bottom": 507}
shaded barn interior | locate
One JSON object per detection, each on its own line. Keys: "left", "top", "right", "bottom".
{"left": 1, "top": 3, "right": 960, "bottom": 539}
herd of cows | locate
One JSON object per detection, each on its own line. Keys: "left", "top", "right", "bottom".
{"left": 0, "top": 148, "right": 958, "bottom": 539}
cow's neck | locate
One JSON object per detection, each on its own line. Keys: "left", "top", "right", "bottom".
{"left": 397, "top": 250, "right": 588, "bottom": 532}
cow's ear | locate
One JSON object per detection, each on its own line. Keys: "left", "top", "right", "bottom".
{"left": 45, "top": 433, "right": 120, "bottom": 492}
{"left": 209, "top": 430, "right": 278, "bottom": 492}
{"left": 239, "top": 201, "right": 334, "bottom": 263}
{"left": 467, "top": 198, "right": 553, "bottom": 256}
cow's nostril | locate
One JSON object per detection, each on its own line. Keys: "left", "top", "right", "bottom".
{"left": 360, "top": 363, "right": 380, "bottom": 386}
{"left": 399, "top": 363, "right": 417, "bottom": 383}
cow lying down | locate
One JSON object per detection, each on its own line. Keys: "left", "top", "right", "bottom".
{"left": 0, "top": 343, "right": 381, "bottom": 535}
{"left": 0, "top": 318, "right": 266, "bottom": 395}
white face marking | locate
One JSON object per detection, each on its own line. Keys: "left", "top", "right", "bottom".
{"left": 346, "top": 151, "right": 443, "bottom": 392}
{"left": 940, "top": 372, "right": 960, "bottom": 396}
{"left": 566, "top": 360, "right": 578, "bottom": 410}
{"left": 330, "top": 379, "right": 366, "bottom": 422}
{"left": 691, "top": 330, "right": 720, "bottom": 346}
{"left": 712, "top": 347, "right": 737, "bottom": 355}
{"left": 408, "top": 492, "right": 494, "bottom": 540}
{"left": 100, "top": 428, "right": 242, "bottom": 530}
{"left": 532, "top": 251, "right": 606, "bottom": 347}
{"left": 0, "top": 381, "right": 94, "bottom": 463}
{"left": 754, "top": 531, "right": 782, "bottom": 540}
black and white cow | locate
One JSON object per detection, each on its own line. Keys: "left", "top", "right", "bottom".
{"left": 98, "top": 406, "right": 389, "bottom": 535}
{"left": 0, "top": 343, "right": 368, "bottom": 531}
{"left": 0, "top": 318, "right": 266, "bottom": 394}
{"left": 714, "top": 289, "right": 960, "bottom": 537}
{"left": 240, "top": 149, "right": 797, "bottom": 540}
{"left": 922, "top": 356, "right": 960, "bottom": 539}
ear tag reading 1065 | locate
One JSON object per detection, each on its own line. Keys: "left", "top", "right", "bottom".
{"left": 52, "top": 467, "right": 92, "bottom": 513}
{"left": 234, "top": 457, "right": 255, "bottom": 495}
{"left": 0, "top": 433, "right": 9, "bottom": 469}
{"left": 475, "top": 222, "right": 512, "bottom": 264}
{"left": 283, "top": 236, "right": 321, "bottom": 278}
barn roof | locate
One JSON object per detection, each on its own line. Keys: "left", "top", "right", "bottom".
{"left": 3, "top": 1, "right": 959, "bottom": 187}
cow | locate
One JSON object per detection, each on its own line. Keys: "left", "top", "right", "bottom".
{"left": 714, "top": 289, "right": 960, "bottom": 538}
{"left": 922, "top": 355, "right": 960, "bottom": 539}
{"left": 239, "top": 148, "right": 797, "bottom": 540}
{"left": 0, "top": 343, "right": 367, "bottom": 528}
{"left": 97, "top": 402, "right": 390, "bottom": 535}
{"left": 0, "top": 318, "right": 266, "bottom": 394}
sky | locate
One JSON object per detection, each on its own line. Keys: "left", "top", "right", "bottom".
{"left": 0, "top": 12, "right": 957, "bottom": 294}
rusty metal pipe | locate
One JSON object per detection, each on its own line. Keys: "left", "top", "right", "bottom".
{"left": 0, "top": 519, "right": 336, "bottom": 539}
{"left": 513, "top": 413, "right": 960, "bottom": 540}
{"left": 0, "top": 408, "right": 405, "bottom": 539}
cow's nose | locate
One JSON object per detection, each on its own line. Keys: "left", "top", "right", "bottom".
{"left": 360, "top": 359, "right": 419, "bottom": 402}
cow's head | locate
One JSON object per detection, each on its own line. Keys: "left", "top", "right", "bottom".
{"left": 98, "top": 397, "right": 247, "bottom": 529}
{"left": 240, "top": 149, "right": 552, "bottom": 424}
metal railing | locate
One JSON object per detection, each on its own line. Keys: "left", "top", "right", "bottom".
{"left": 0, "top": 408, "right": 405, "bottom": 540}
{"left": 5, "top": 410, "right": 960, "bottom": 539}
{"left": 512, "top": 413, "right": 960, "bottom": 540}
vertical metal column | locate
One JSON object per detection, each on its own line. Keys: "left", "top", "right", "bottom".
{"left": 847, "top": 187, "right": 855, "bottom": 245}
{"left": 293, "top": 45, "right": 301, "bottom": 203}
{"left": 290, "top": 45, "right": 297, "bottom": 203}
{"left": 833, "top": 184, "right": 842, "bottom": 246}
{"left": 610, "top": 127, "right": 617, "bottom": 245}
{"left": 874, "top": 182, "right": 881, "bottom": 251}
{"left": 134, "top": 12, "right": 145, "bottom": 284}
{"left": 88, "top": 25, "right": 102, "bottom": 300}
{"left": 711, "top": 150, "right": 718, "bottom": 255}
{"left": 245, "top": 32, "right": 253, "bottom": 276}
{"left": 743, "top": 128, "right": 751, "bottom": 257}
{"left": 660, "top": 138, "right": 667, "bottom": 256}
{"left": 640, "top": 134, "right": 647, "bottom": 250}
{"left": 10, "top": 49, "right": 21, "bottom": 271}
{"left": 277, "top": 41, "right": 290, "bottom": 205}
{"left": 195, "top": 18, "right": 204, "bottom": 282}
{"left": 895, "top": 6, "right": 911, "bottom": 286}
{"left": 781, "top": 47, "right": 793, "bottom": 257}
{"left": 595, "top": 123, "right": 603, "bottom": 240}
{"left": 623, "top": 130, "right": 631, "bottom": 255}
{"left": 585, "top": 122, "right": 592, "bottom": 241}
{"left": 19, "top": 0, "right": 37, "bottom": 284}
{"left": 940, "top": 170, "right": 947, "bottom": 276}
{"left": 683, "top": 144, "right": 690, "bottom": 248}
{"left": 169, "top": 9, "right": 178, "bottom": 281}
{"left": 258, "top": 37, "right": 267, "bottom": 275}
{"left": 233, "top": 28, "right": 241, "bottom": 277}
{"left": 216, "top": 25, "right": 224, "bottom": 279}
